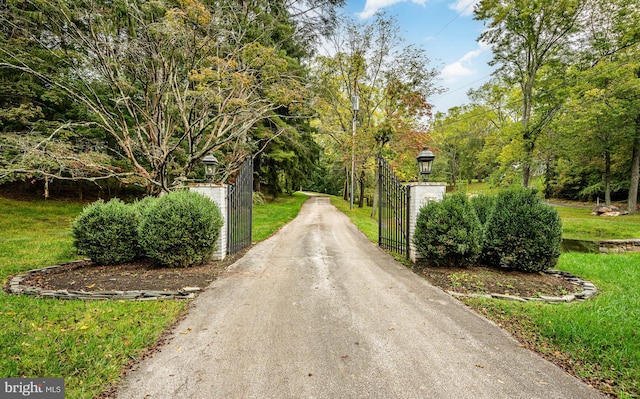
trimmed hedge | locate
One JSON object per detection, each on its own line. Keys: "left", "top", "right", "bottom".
{"left": 482, "top": 188, "right": 562, "bottom": 272}
{"left": 413, "top": 192, "right": 482, "bottom": 267}
{"left": 72, "top": 199, "right": 140, "bottom": 265}
{"left": 470, "top": 193, "right": 496, "bottom": 225}
{"left": 138, "top": 190, "right": 223, "bottom": 268}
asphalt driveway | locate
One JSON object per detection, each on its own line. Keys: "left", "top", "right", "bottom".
{"left": 116, "top": 195, "right": 604, "bottom": 399}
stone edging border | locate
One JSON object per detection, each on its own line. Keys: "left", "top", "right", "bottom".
{"left": 7, "top": 260, "right": 201, "bottom": 301}
{"left": 446, "top": 269, "right": 598, "bottom": 303}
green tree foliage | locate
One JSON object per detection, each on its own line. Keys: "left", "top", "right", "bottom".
{"left": 72, "top": 199, "right": 139, "bottom": 265}
{"left": 1, "top": 0, "right": 338, "bottom": 195}
{"left": 475, "top": 0, "right": 586, "bottom": 187}
{"left": 310, "top": 13, "right": 441, "bottom": 207}
{"left": 138, "top": 190, "right": 223, "bottom": 268}
{"left": 431, "top": 105, "right": 495, "bottom": 188}
{"left": 432, "top": 0, "right": 640, "bottom": 210}
{"left": 482, "top": 188, "right": 562, "bottom": 273}
{"left": 540, "top": 0, "right": 640, "bottom": 210}
{"left": 0, "top": 0, "right": 122, "bottom": 194}
{"left": 413, "top": 193, "right": 482, "bottom": 268}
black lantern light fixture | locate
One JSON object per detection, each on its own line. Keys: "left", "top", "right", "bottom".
{"left": 416, "top": 146, "right": 435, "bottom": 181}
{"left": 202, "top": 153, "right": 219, "bottom": 182}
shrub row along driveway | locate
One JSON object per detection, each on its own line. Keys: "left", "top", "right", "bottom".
{"left": 116, "top": 195, "right": 604, "bottom": 399}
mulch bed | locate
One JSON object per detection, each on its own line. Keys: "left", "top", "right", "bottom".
{"left": 15, "top": 253, "right": 580, "bottom": 299}
{"left": 418, "top": 264, "right": 583, "bottom": 298}
{"left": 18, "top": 251, "right": 247, "bottom": 293}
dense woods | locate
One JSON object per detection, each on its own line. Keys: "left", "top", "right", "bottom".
{"left": 433, "top": 0, "right": 640, "bottom": 212}
{"left": 1, "top": 0, "right": 639, "bottom": 209}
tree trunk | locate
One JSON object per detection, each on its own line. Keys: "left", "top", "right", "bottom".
{"left": 370, "top": 167, "right": 379, "bottom": 218}
{"left": 543, "top": 155, "right": 554, "bottom": 199}
{"left": 521, "top": 77, "right": 534, "bottom": 188}
{"left": 605, "top": 150, "right": 612, "bottom": 206}
{"left": 43, "top": 176, "right": 50, "bottom": 199}
{"left": 343, "top": 167, "right": 349, "bottom": 201}
{"left": 628, "top": 122, "right": 640, "bottom": 215}
{"left": 358, "top": 170, "right": 365, "bottom": 208}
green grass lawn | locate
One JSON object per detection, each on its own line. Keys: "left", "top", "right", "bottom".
{"left": 556, "top": 206, "right": 640, "bottom": 241}
{"left": 252, "top": 192, "right": 308, "bottom": 242}
{"left": 0, "top": 198, "right": 186, "bottom": 398}
{"left": 0, "top": 193, "right": 309, "bottom": 399}
{"left": 329, "top": 196, "right": 378, "bottom": 243}
{"left": 464, "top": 252, "right": 640, "bottom": 398}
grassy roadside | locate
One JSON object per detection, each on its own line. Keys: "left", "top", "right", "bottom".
{"left": 328, "top": 196, "right": 378, "bottom": 243}
{"left": 465, "top": 253, "right": 640, "bottom": 398}
{"left": 252, "top": 192, "right": 308, "bottom": 242}
{"left": 0, "top": 198, "right": 188, "bottom": 398}
{"left": 329, "top": 194, "right": 640, "bottom": 399}
{"left": 0, "top": 193, "right": 308, "bottom": 399}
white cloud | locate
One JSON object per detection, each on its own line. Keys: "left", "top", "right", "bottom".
{"left": 357, "top": 0, "right": 426, "bottom": 19}
{"left": 440, "top": 62, "right": 475, "bottom": 82}
{"left": 449, "top": 0, "right": 479, "bottom": 16}
{"left": 440, "top": 42, "right": 489, "bottom": 83}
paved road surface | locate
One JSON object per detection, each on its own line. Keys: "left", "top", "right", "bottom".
{"left": 117, "top": 195, "right": 604, "bottom": 399}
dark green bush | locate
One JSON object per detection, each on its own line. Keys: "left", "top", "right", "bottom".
{"left": 413, "top": 193, "right": 482, "bottom": 267}
{"left": 132, "top": 195, "right": 157, "bottom": 218}
{"left": 72, "top": 199, "right": 139, "bottom": 265}
{"left": 470, "top": 193, "right": 496, "bottom": 225}
{"left": 482, "top": 188, "right": 562, "bottom": 272}
{"left": 139, "top": 190, "right": 223, "bottom": 268}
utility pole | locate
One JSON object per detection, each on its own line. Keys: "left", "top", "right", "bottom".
{"left": 350, "top": 79, "right": 358, "bottom": 210}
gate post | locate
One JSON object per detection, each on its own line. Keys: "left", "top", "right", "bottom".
{"left": 189, "top": 184, "right": 228, "bottom": 261}
{"left": 407, "top": 182, "right": 446, "bottom": 262}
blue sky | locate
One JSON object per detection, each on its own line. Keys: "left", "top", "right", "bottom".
{"left": 340, "top": 0, "right": 495, "bottom": 113}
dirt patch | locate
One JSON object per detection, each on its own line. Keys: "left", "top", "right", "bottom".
{"left": 418, "top": 264, "right": 582, "bottom": 298}
{"left": 18, "top": 251, "right": 247, "bottom": 293}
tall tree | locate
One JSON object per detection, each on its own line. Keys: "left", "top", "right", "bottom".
{"left": 311, "top": 13, "right": 440, "bottom": 209}
{"left": 475, "top": 0, "right": 586, "bottom": 187}
{"left": 0, "top": 0, "right": 311, "bottom": 194}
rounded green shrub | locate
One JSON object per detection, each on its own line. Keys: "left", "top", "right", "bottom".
{"left": 139, "top": 190, "right": 223, "bottom": 268}
{"left": 470, "top": 193, "right": 496, "bottom": 225}
{"left": 132, "top": 195, "right": 158, "bottom": 219}
{"left": 482, "top": 188, "right": 562, "bottom": 272}
{"left": 72, "top": 199, "right": 140, "bottom": 265}
{"left": 413, "top": 192, "right": 482, "bottom": 267}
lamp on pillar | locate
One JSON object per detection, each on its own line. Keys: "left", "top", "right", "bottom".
{"left": 202, "top": 153, "right": 219, "bottom": 183}
{"left": 416, "top": 146, "right": 435, "bottom": 182}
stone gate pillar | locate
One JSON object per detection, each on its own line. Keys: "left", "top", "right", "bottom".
{"left": 189, "top": 184, "right": 228, "bottom": 261}
{"left": 407, "top": 182, "right": 446, "bottom": 262}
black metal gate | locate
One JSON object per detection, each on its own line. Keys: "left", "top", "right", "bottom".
{"left": 227, "top": 157, "right": 253, "bottom": 254}
{"left": 378, "top": 156, "right": 410, "bottom": 258}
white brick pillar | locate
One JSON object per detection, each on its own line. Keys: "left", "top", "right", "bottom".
{"left": 407, "top": 182, "right": 446, "bottom": 262}
{"left": 189, "top": 184, "right": 228, "bottom": 261}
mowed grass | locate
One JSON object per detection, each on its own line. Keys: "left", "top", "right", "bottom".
{"left": 0, "top": 198, "right": 187, "bottom": 398}
{"left": 0, "top": 198, "right": 83, "bottom": 283}
{"left": 1, "top": 193, "right": 309, "bottom": 399}
{"left": 464, "top": 252, "right": 640, "bottom": 398}
{"left": 252, "top": 192, "right": 308, "bottom": 242}
{"left": 328, "top": 196, "right": 378, "bottom": 243}
{"left": 556, "top": 206, "right": 640, "bottom": 241}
